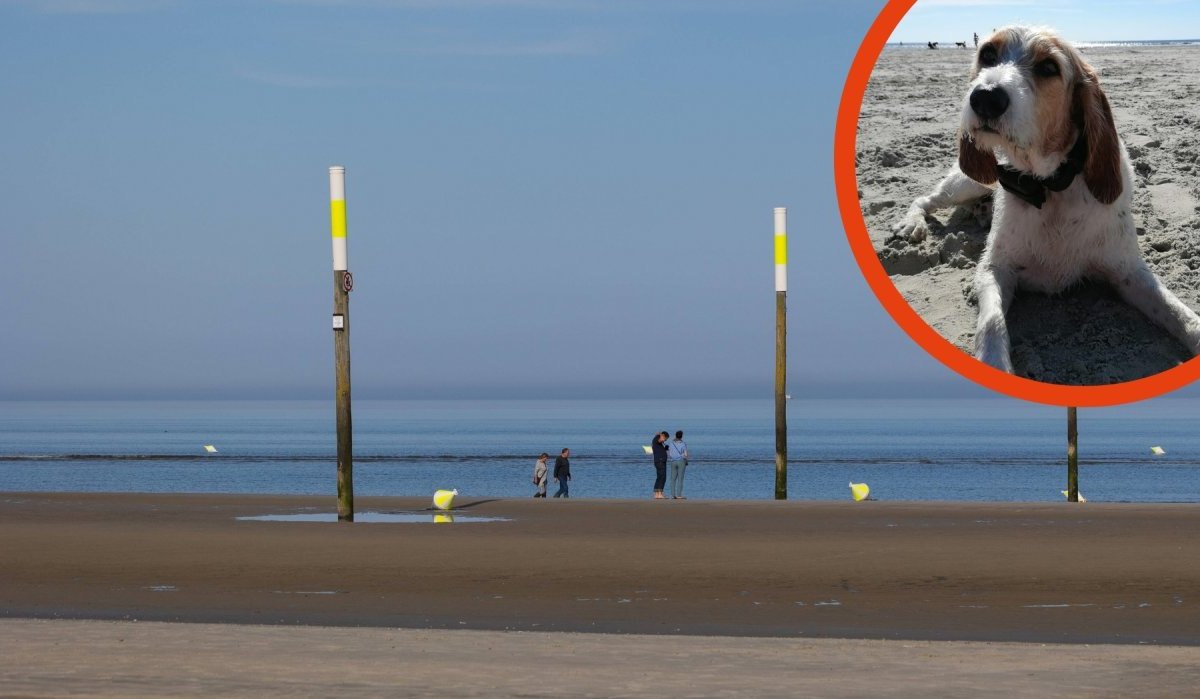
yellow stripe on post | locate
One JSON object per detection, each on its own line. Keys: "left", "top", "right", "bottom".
{"left": 774, "top": 235, "right": 787, "bottom": 265}
{"left": 330, "top": 199, "right": 347, "bottom": 238}
{"left": 329, "top": 166, "right": 348, "bottom": 272}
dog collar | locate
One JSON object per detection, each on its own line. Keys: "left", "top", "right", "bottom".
{"left": 995, "top": 135, "right": 1088, "bottom": 209}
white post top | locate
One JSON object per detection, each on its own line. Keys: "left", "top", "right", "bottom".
{"left": 329, "top": 166, "right": 346, "bottom": 201}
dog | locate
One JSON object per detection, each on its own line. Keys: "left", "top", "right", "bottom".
{"left": 955, "top": 41, "right": 968, "bottom": 48}
{"left": 927, "top": 41, "right": 939, "bottom": 49}
{"left": 893, "top": 25, "right": 1200, "bottom": 374}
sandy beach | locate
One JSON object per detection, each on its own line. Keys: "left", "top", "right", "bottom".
{"left": 2, "top": 492, "right": 1200, "bottom": 695}
{"left": 856, "top": 44, "right": 1200, "bottom": 385}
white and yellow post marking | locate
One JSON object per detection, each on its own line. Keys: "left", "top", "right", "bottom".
{"left": 330, "top": 166, "right": 348, "bottom": 271}
{"left": 774, "top": 207, "right": 788, "bottom": 499}
{"left": 774, "top": 207, "right": 787, "bottom": 292}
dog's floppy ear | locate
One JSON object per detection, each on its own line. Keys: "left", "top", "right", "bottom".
{"left": 1075, "top": 72, "right": 1122, "bottom": 204}
{"left": 958, "top": 130, "right": 998, "bottom": 184}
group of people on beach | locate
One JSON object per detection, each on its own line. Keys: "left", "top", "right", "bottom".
{"left": 531, "top": 448, "right": 570, "bottom": 498}
{"left": 529, "top": 430, "right": 690, "bottom": 500}
{"left": 651, "top": 430, "right": 689, "bottom": 500}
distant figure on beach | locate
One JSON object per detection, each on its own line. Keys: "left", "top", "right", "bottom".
{"left": 927, "top": 41, "right": 938, "bottom": 49}
{"left": 553, "top": 448, "right": 571, "bottom": 498}
{"left": 532, "top": 452, "right": 549, "bottom": 498}
{"left": 974, "top": 32, "right": 979, "bottom": 47}
{"left": 651, "top": 432, "right": 668, "bottom": 499}
{"left": 667, "top": 431, "right": 689, "bottom": 499}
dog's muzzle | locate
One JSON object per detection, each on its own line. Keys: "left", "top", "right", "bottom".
{"left": 969, "top": 86, "right": 1010, "bottom": 122}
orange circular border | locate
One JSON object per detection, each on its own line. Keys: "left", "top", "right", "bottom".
{"left": 834, "top": 0, "right": 1200, "bottom": 407}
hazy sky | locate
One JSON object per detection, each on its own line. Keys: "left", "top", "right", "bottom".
{"left": 0, "top": 0, "right": 1193, "bottom": 401}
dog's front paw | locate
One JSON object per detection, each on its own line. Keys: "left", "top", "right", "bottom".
{"left": 891, "top": 206, "right": 931, "bottom": 243}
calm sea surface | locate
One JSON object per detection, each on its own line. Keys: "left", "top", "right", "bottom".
{"left": 2, "top": 399, "right": 1200, "bottom": 502}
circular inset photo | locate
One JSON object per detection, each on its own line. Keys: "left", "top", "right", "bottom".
{"left": 837, "top": 0, "right": 1200, "bottom": 404}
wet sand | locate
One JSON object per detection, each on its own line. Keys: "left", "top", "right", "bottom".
{"left": 4, "top": 492, "right": 1200, "bottom": 696}
{"left": 2, "top": 492, "right": 1198, "bottom": 644}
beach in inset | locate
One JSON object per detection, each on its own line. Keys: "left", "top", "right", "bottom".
{"left": 857, "top": 44, "right": 1200, "bottom": 384}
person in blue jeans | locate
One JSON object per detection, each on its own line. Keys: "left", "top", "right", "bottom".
{"left": 668, "top": 431, "right": 689, "bottom": 499}
{"left": 553, "top": 448, "right": 571, "bottom": 498}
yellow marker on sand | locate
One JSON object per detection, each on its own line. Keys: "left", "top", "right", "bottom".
{"left": 849, "top": 482, "right": 870, "bottom": 502}
{"left": 433, "top": 489, "right": 458, "bottom": 511}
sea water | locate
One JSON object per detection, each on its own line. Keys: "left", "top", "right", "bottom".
{"left": 2, "top": 398, "right": 1200, "bottom": 502}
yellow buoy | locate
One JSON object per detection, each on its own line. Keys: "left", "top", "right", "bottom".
{"left": 849, "top": 482, "right": 870, "bottom": 502}
{"left": 433, "top": 489, "right": 458, "bottom": 511}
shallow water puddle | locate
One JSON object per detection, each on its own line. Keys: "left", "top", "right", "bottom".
{"left": 237, "top": 512, "right": 510, "bottom": 524}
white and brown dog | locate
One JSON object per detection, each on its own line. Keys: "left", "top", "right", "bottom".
{"left": 894, "top": 25, "right": 1200, "bottom": 373}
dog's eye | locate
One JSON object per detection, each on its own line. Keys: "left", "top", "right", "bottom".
{"left": 978, "top": 45, "right": 998, "bottom": 67}
{"left": 1035, "top": 59, "right": 1060, "bottom": 77}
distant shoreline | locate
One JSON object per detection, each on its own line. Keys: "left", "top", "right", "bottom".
{"left": 886, "top": 39, "right": 1200, "bottom": 48}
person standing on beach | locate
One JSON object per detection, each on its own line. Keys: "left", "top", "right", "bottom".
{"left": 553, "top": 448, "right": 571, "bottom": 498}
{"left": 532, "top": 453, "right": 550, "bottom": 498}
{"left": 668, "top": 431, "right": 689, "bottom": 499}
{"left": 651, "top": 432, "right": 668, "bottom": 499}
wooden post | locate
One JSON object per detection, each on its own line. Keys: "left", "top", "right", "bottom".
{"left": 1066, "top": 406, "right": 1078, "bottom": 502}
{"left": 774, "top": 207, "right": 788, "bottom": 500}
{"left": 330, "top": 166, "right": 354, "bottom": 522}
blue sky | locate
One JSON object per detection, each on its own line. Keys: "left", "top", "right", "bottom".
{"left": 892, "top": 0, "right": 1200, "bottom": 43}
{"left": 0, "top": 0, "right": 1191, "bottom": 401}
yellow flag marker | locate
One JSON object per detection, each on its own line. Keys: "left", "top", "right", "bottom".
{"left": 1061, "top": 490, "right": 1088, "bottom": 503}
{"left": 1151, "top": 446, "right": 1165, "bottom": 455}
{"left": 433, "top": 489, "right": 458, "bottom": 511}
{"left": 203, "top": 445, "right": 218, "bottom": 453}
{"left": 849, "top": 482, "right": 870, "bottom": 502}
{"left": 642, "top": 445, "right": 653, "bottom": 455}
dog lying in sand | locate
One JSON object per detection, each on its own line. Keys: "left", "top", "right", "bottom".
{"left": 894, "top": 25, "right": 1200, "bottom": 374}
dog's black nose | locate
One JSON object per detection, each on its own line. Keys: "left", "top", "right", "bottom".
{"left": 969, "top": 86, "right": 1010, "bottom": 120}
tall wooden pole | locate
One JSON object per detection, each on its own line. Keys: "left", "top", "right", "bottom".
{"left": 330, "top": 166, "right": 354, "bottom": 522}
{"left": 774, "top": 207, "right": 788, "bottom": 500}
{"left": 1066, "top": 406, "right": 1078, "bottom": 502}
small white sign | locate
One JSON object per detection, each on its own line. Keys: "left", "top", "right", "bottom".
{"left": 332, "top": 314, "right": 345, "bottom": 330}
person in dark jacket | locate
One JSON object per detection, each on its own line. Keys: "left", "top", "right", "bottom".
{"left": 553, "top": 448, "right": 571, "bottom": 498}
{"left": 651, "top": 431, "right": 668, "bottom": 499}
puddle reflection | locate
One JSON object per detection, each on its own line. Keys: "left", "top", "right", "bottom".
{"left": 237, "top": 511, "right": 509, "bottom": 524}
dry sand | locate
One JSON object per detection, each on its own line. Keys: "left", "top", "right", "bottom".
{"left": 4, "top": 618, "right": 1200, "bottom": 698}
{"left": 2, "top": 492, "right": 1200, "bottom": 695}
{"left": 856, "top": 44, "right": 1200, "bottom": 385}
